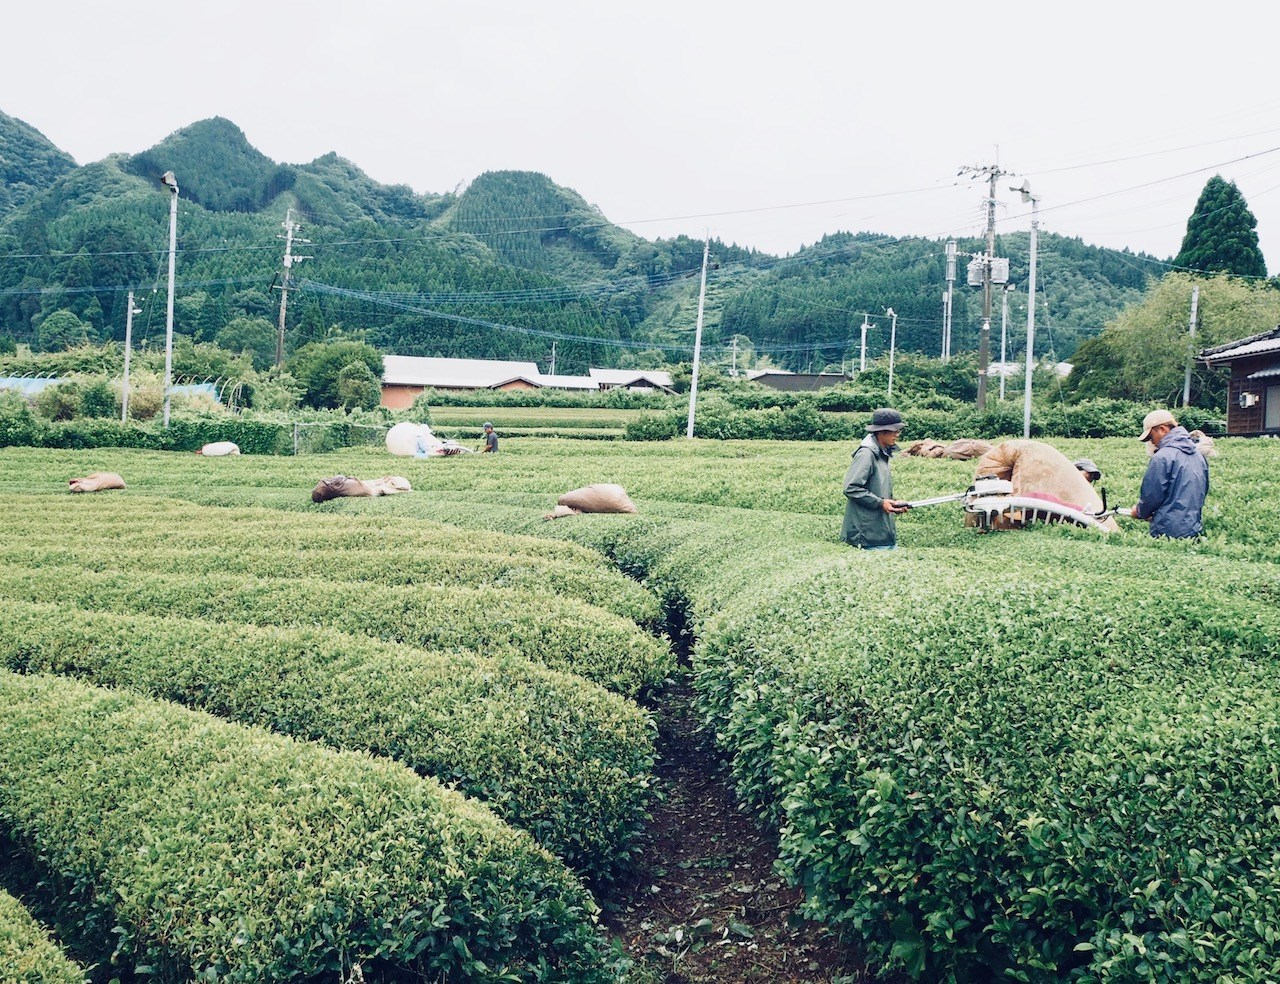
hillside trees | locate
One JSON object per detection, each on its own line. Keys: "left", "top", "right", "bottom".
{"left": 1063, "top": 271, "right": 1280, "bottom": 405}
{"left": 1174, "top": 175, "right": 1267, "bottom": 278}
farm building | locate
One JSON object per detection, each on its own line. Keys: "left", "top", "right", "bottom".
{"left": 1199, "top": 326, "right": 1280, "bottom": 435}
{"left": 587, "top": 368, "right": 674, "bottom": 392}
{"left": 380, "top": 355, "right": 674, "bottom": 408}
{"left": 747, "top": 369, "right": 850, "bottom": 391}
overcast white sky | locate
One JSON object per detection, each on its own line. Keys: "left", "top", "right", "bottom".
{"left": 6, "top": 1, "right": 1280, "bottom": 274}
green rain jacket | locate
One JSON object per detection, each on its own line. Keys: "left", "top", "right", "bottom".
{"left": 841, "top": 434, "right": 896, "bottom": 548}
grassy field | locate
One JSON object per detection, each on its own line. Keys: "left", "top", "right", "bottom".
{"left": 1, "top": 434, "right": 1278, "bottom": 982}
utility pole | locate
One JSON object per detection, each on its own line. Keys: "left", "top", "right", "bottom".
{"left": 1011, "top": 180, "right": 1040, "bottom": 439}
{"left": 999, "top": 284, "right": 1013, "bottom": 401}
{"left": 120, "top": 290, "right": 143, "bottom": 423}
{"left": 274, "top": 208, "right": 310, "bottom": 371}
{"left": 160, "top": 171, "right": 179, "bottom": 428}
{"left": 550, "top": 340, "right": 557, "bottom": 376}
{"left": 886, "top": 307, "right": 898, "bottom": 400}
{"left": 1183, "top": 285, "right": 1200, "bottom": 407}
{"left": 730, "top": 336, "right": 739, "bottom": 376}
{"left": 961, "top": 164, "right": 1008, "bottom": 410}
{"left": 859, "top": 315, "right": 869, "bottom": 372}
{"left": 943, "top": 240, "right": 956, "bottom": 360}
{"left": 685, "top": 234, "right": 711, "bottom": 439}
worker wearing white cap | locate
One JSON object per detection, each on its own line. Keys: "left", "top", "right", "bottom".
{"left": 1132, "top": 409, "right": 1208, "bottom": 538}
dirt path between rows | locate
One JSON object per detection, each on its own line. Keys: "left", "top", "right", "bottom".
{"left": 601, "top": 675, "right": 901, "bottom": 984}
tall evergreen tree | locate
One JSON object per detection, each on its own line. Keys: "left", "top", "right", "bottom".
{"left": 1174, "top": 176, "right": 1267, "bottom": 277}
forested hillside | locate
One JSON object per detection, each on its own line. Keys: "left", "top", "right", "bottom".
{"left": 0, "top": 112, "right": 1167, "bottom": 374}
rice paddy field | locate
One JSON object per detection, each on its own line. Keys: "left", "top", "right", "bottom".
{"left": 0, "top": 434, "right": 1278, "bottom": 983}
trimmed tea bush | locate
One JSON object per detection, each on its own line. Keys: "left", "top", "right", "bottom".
{"left": 0, "top": 887, "right": 85, "bottom": 984}
{"left": 0, "top": 601, "right": 655, "bottom": 880}
{"left": 0, "top": 670, "right": 613, "bottom": 983}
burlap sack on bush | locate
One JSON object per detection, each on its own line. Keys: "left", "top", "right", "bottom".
{"left": 1189, "top": 429, "right": 1219, "bottom": 458}
{"left": 903, "top": 439, "right": 947, "bottom": 458}
{"left": 365, "top": 475, "right": 413, "bottom": 495}
{"left": 311, "top": 475, "right": 372, "bottom": 503}
{"left": 943, "top": 439, "right": 992, "bottom": 460}
{"left": 69, "top": 472, "right": 126, "bottom": 493}
{"left": 197, "top": 441, "right": 240, "bottom": 456}
{"left": 313, "top": 475, "right": 413, "bottom": 502}
{"left": 556, "top": 484, "right": 638, "bottom": 514}
{"left": 974, "top": 440, "right": 1118, "bottom": 532}
{"left": 543, "top": 504, "right": 581, "bottom": 521}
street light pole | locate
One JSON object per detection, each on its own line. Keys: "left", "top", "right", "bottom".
{"left": 160, "top": 171, "right": 179, "bottom": 428}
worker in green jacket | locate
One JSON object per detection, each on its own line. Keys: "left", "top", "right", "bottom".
{"left": 841, "top": 408, "right": 911, "bottom": 549}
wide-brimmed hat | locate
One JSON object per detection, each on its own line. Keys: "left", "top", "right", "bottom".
{"left": 1073, "top": 458, "right": 1101, "bottom": 480}
{"left": 866, "top": 408, "right": 904, "bottom": 433}
{"left": 1138, "top": 408, "right": 1176, "bottom": 442}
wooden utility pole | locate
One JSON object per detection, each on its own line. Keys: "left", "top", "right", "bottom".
{"left": 960, "top": 163, "right": 1008, "bottom": 410}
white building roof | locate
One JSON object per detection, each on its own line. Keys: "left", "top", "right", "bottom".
{"left": 589, "top": 367, "right": 674, "bottom": 389}
{"left": 383, "top": 355, "right": 542, "bottom": 389}
{"left": 538, "top": 373, "right": 598, "bottom": 390}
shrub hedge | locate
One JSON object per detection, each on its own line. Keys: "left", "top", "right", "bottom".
{"left": 0, "top": 670, "right": 614, "bottom": 982}
{"left": 0, "top": 561, "right": 668, "bottom": 698}
{"left": 0, "top": 887, "right": 86, "bottom": 984}
{"left": 0, "top": 600, "right": 655, "bottom": 881}
{"left": 3, "top": 498, "right": 659, "bottom": 628}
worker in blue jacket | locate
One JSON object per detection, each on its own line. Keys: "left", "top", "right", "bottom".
{"left": 1133, "top": 409, "right": 1209, "bottom": 538}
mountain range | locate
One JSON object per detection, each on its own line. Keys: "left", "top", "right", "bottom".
{"left": 0, "top": 111, "right": 1165, "bottom": 373}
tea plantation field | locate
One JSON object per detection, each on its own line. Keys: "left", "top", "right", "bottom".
{"left": 1, "top": 434, "right": 1278, "bottom": 982}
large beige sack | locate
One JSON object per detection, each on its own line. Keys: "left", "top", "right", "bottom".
{"left": 974, "top": 440, "right": 1118, "bottom": 532}
{"left": 385, "top": 421, "right": 433, "bottom": 457}
{"left": 69, "top": 472, "right": 126, "bottom": 493}
{"left": 943, "top": 438, "right": 992, "bottom": 460}
{"left": 903, "top": 439, "right": 947, "bottom": 458}
{"left": 197, "top": 441, "right": 240, "bottom": 456}
{"left": 365, "top": 475, "right": 413, "bottom": 495}
{"left": 556, "top": 483, "right": 638, "bottom": 514}
{"left": 543, "top": 504, "right": 581, "bottom": 521}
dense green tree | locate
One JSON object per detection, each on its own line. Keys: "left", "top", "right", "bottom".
{"left": 287, "top": 338, "right": 382, "bottom": 409}
{"left": 214, "top": 316, "right": 277, "bottom": 370}
{"left": 36, "top": 310, "right": 90, "bottom": 351}
{"left": 1173, "top": 176, "right": 1267, "bottom": 278}
{"left": 335, "top": 360, "right": 382, "bottom": 410}
{"left": 1062, "top": 271, "right": 1280, "bottom": 405}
